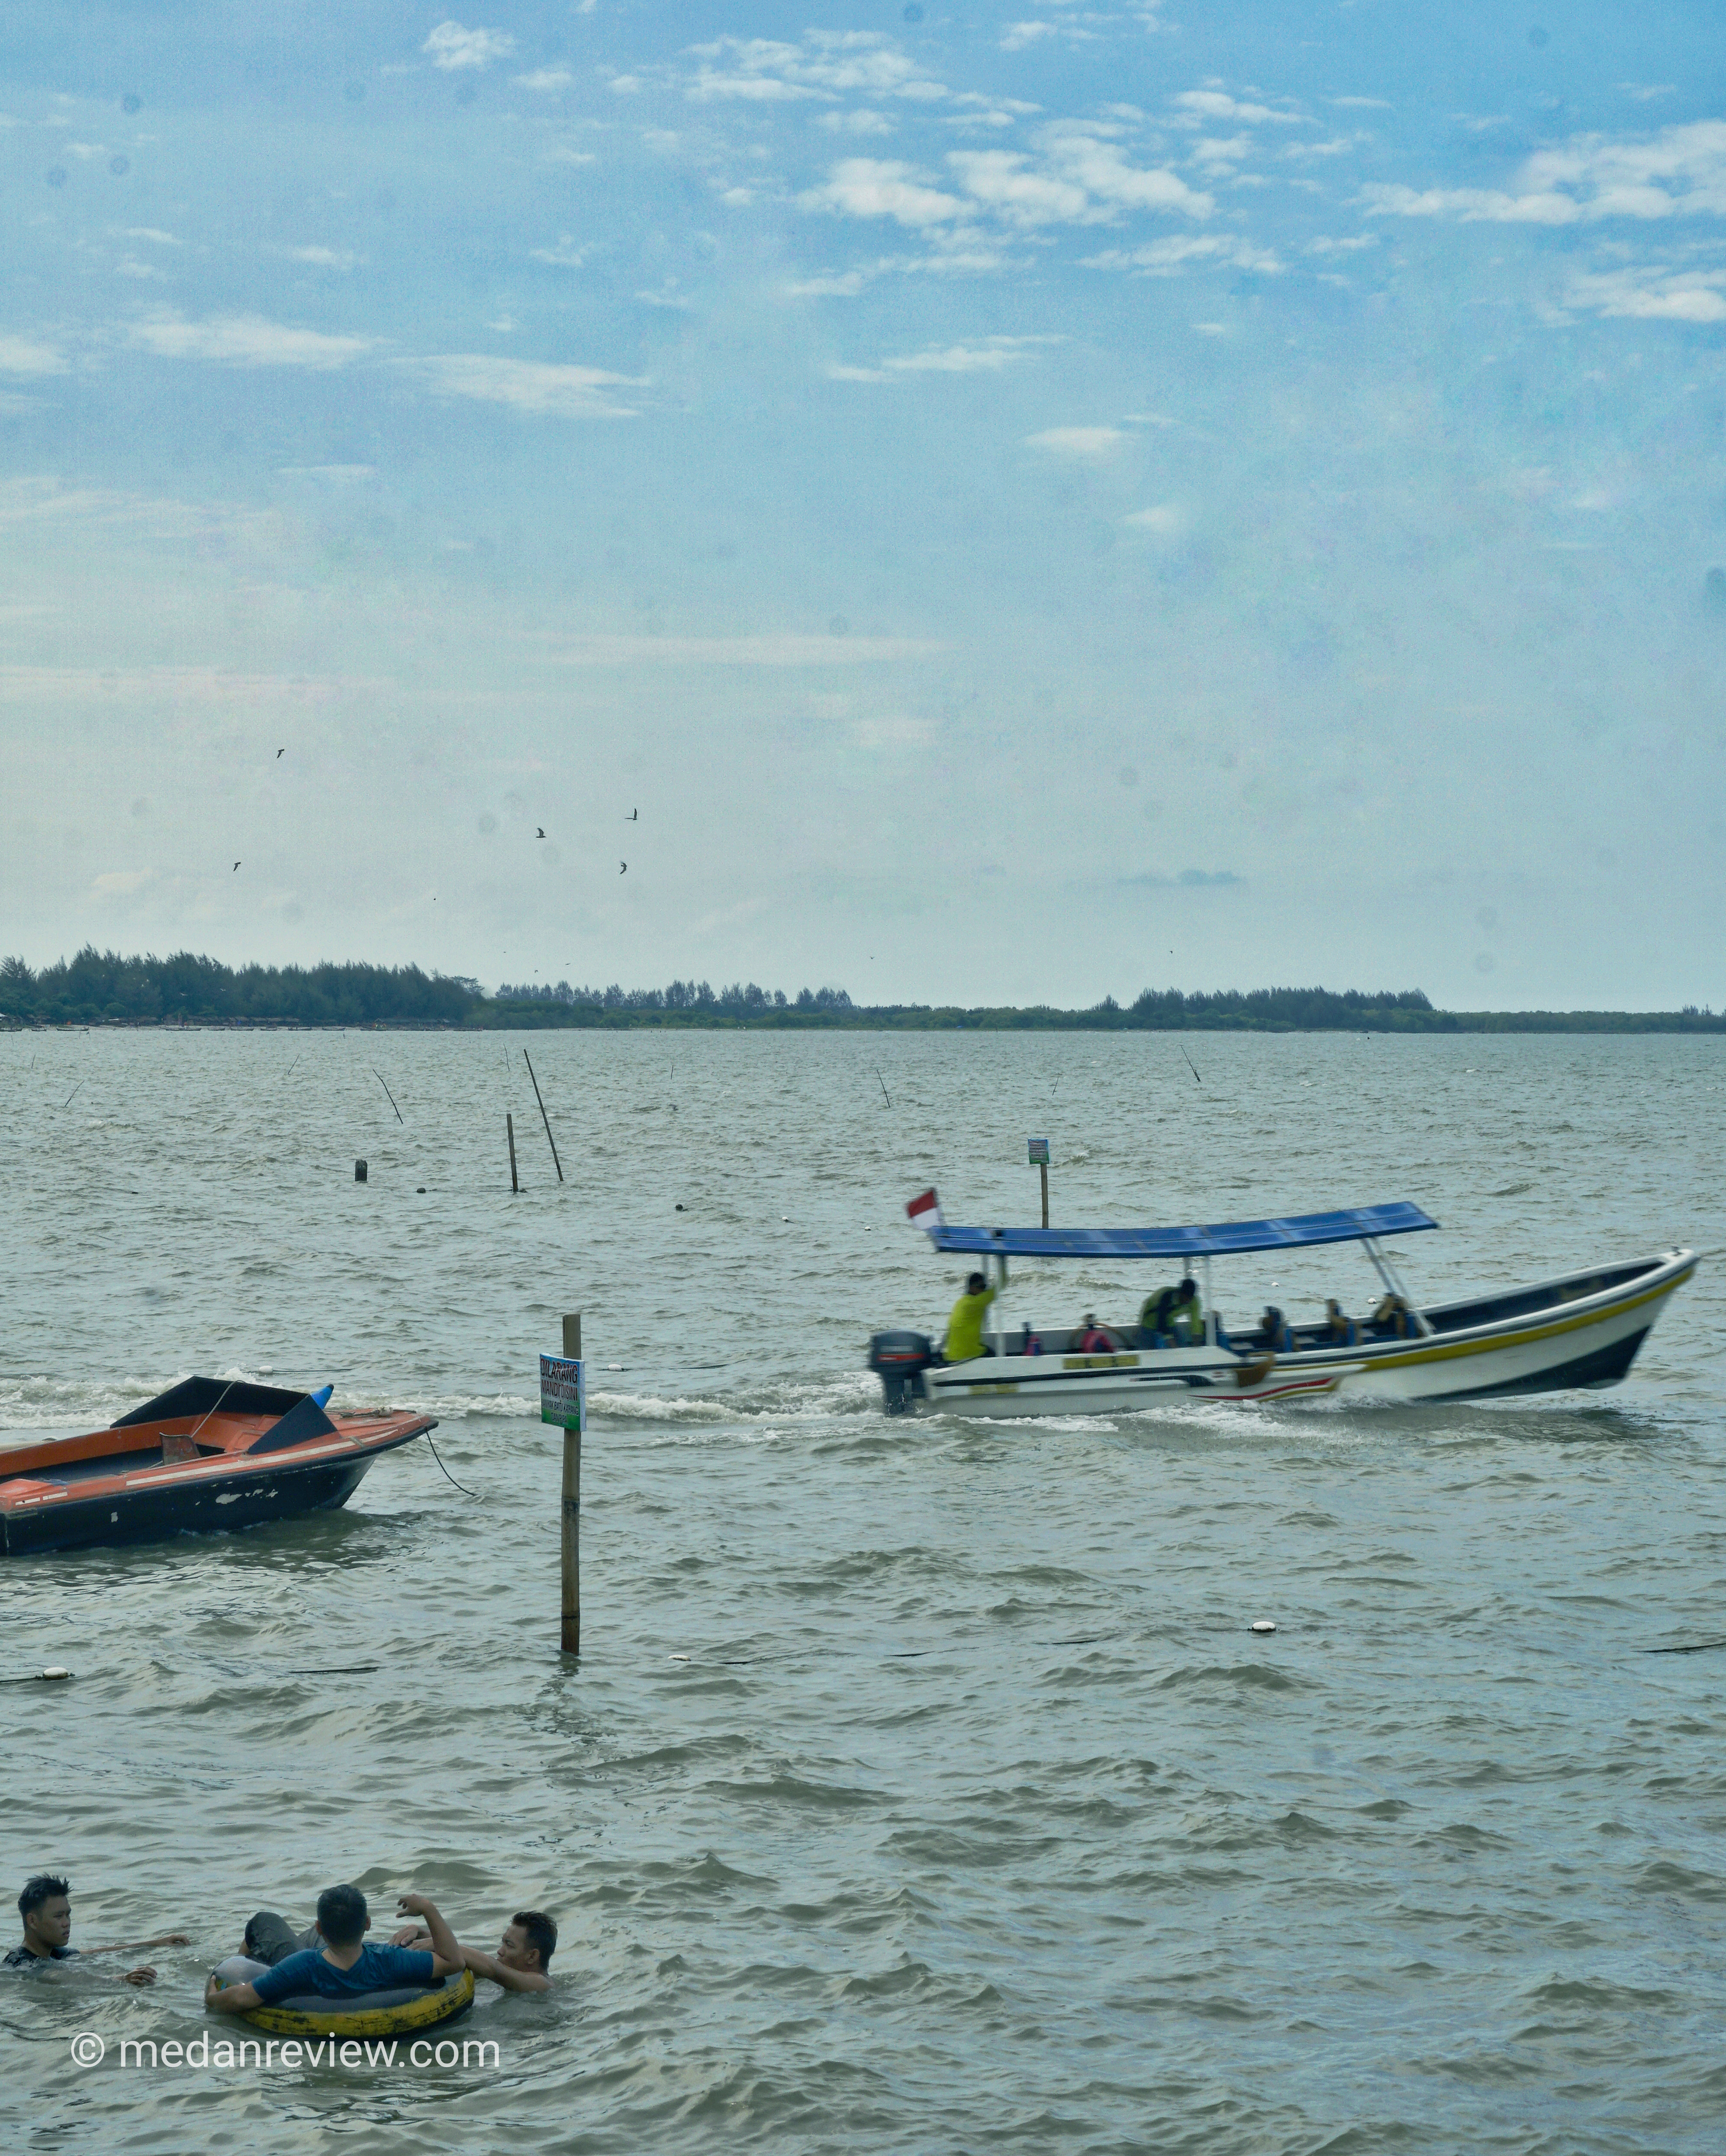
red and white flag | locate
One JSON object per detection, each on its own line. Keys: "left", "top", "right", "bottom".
{"left": 906, "top": 1188, "right": 943, "bottom": 1234}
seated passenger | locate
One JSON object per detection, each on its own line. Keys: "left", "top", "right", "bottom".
{"left": 1076, "top": 1314, "right": 1116, "bottom": 1353}
{"left": 205, "top": 1883, "right": 462, "bottom": 2017}
{"left": 943, "top": 1272, "right": 996, "bottom": 1363}
{"left": 1254, "top": 1305, "right": 1291, "bottom": 1353}
{"left": 1322, "top": 1299, "right": 1357, "bottom": 1345}
{"left": 1019, "top": 1325, "right": 1043, "bottom": 1357}
{"left": 392, "top": 1895, "right": 555, "bottom": 1995}
{"left": 1367, "top": 1293, "right": 1414, "bottom": 1340}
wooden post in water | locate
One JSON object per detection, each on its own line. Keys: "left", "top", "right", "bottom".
{"left": 507, "top": 1112, "right": 519, "bottom": 1193}
{"left": 561, "top": 1312, "right": 581, "bottom": 1656}
{"left": 1029, "top": 1136, "right": 1050, "bottom": 1228}
{"left": 524, "top": 1051, "right": 564, "bottom": 1183}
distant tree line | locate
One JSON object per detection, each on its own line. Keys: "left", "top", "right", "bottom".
{"left": 2, "top": 947, "right": 1721, "bottom": 1032}
{"left": 0, "top": 948, "right": 475, "bottom": 1027}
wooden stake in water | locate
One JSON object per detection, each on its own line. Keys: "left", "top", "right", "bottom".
{"left": 1029, "top": 1136, "right": 1051, "bottom": 1228}
{"left": 523, "top": 1051, "right": 564, "bottom": 1183}
{"left": 561, "top": 1312, "right": 581, "bottom": 1657}
{"left": 507, "top": 1112, "right": 519, "bottom": 1193}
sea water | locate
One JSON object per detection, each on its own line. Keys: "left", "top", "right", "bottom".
{"left": 0, "top": 1028, "right": 1722, "bottom": 2154}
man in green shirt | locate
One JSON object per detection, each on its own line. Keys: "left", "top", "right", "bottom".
{"left": 945, "top": 1272, "right": 996, "bottom": 1361}
{"left": 1139, "top": 1276, "right": 1202, "bottom": 1344}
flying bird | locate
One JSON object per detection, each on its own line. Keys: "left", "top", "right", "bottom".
{"left": 276, "top": 748, "right": 285, "bottom": 759}
{"left": 233, "top": 861, "right": 241, "bottom": 872}
{"left": 626, "top": 809, "right": 637, "bottom": 821}
{"left": 620, "top": 860, "right": 627, "bottom": 875}
{"left": 536, "top": 827, "right": 545, "bottom": 838}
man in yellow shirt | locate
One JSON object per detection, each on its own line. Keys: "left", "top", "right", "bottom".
{"left": 944, "top": 1271, "right": 996, "bottom": 1361}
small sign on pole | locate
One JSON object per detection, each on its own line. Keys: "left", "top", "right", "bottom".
{"left": 1028, "top": 1137, "right": 1050, "bottom": 1228}
{"left": 539, "top": 1353, "right": 584, "bottom": 1432}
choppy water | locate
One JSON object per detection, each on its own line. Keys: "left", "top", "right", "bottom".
{"left": 1, "top": 1028, "right": 1723, "bottom": 2154}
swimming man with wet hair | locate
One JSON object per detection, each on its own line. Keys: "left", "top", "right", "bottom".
{"left": 392, "top": 1895, "right": 557, "bottom": 1993}
{"left": 6, "top": 1874, "right": 186, "bottom": 1985}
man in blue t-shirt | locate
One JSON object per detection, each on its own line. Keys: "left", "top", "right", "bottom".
{"left": 205, "top": 1884, "right": 461, "bottom": 2015}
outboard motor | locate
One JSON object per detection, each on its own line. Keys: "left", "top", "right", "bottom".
{"left": 867, "top": 1331, "right": 935, "bottom": 1416}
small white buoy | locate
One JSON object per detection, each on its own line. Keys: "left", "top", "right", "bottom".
{"left": 41, "top": 1666, "right": 72, "bottom": 1680}
{"left": 1250, "top": 1621, "right": 1276, "bottom": 1636}
{"left": 668, "top": 1654, "right": 690, "bottom": 1662}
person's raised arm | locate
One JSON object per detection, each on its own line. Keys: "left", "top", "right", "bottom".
{"left": 395, "top": 1894, "right": 463, "bottom": 1979}
{"left": 84, "top": 1933, "right": 189, "bottom": 1958}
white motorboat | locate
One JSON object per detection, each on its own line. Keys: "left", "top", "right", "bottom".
{"left": 866, "top": 1197, "right": 1695, "bottom": 1417}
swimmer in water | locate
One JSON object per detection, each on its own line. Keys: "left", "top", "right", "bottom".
{"left": 5, "top": 1873, "right": 186, "bottom": 1985}
{"left": 391, "top": 1895, "right": 556, "bottom": 1993}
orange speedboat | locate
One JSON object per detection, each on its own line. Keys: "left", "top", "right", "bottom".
{"left": 0, "top": 1379, "right": 435, "bottom": 1556}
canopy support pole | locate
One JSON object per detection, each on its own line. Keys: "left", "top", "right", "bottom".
{"left": 1203, "top": 1254, "right": 1216, "bottom": 1345}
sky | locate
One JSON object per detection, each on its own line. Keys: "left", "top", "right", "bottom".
{"left": 2, "top": 3, "right": 1724, "bottom": 1010}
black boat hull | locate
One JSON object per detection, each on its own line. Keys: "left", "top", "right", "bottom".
{"left": 0, "top": 1454, "right": 377, "bottom": 1557}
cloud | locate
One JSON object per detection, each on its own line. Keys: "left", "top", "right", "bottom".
{"left": 1000, "top": 22, "right": 1056, "bottom": 51}
{"left": 1026, "top": 426, "right": 1124, "bottom": 457}
{"left": 1566, "top": 267, "right": 1726, "bottom": 321}
{"left": 0, "top": 335, "right": 66, "bottom": 375}
{"left": 1122, "top": 504, "right": 1184, "bottom": 532}
{"left": 123, "top": 227, "right": 180, "bottom": 246}
{"left": 544, "top": 633, "right": 945, "bottom": 665}
{"left": 948, "top": 150, "right": 1089, "bottom": 226}
{"left": 407, "top": 354, "right": 642, "bottom": 417}
{"left": 685, "top": 32, "right": 946, "bottom": 106}
{"left": 1035, "top": 127, "right": 1214, "bottom": 219}
{"left": 818, "top": 108, "right": 896, "bottom": 136}
{"left": 529, "top": 237, "right": 592, "bottom": 267}
{"left": 852, "top": 715, "right": 932, "bottom": 746}
{"left": 1083, "top": 234, "right": 1281, "bottom": 274}
{"left": 287, "top": 246, "right": 362, "bottom": 268}
{"left": 831, "top": 338, "right": 1043, "bottom": 381}
{"left": 423, "top": 22, "right": 515, "bottom": 72}
{"left": 1367, "top": 120, "right": 1726, "bottom": 226}
{"left": 1174, "top": 89, "right": 1306, "bottom": 126}
{"left": 129, "top": 314, "right": 375, "bottom": 367}
{"left": 1126, "top": 867, "right": 1244, "bottom": 887}
{"left": 515, "top": 68, "right": 572, "bottom": 91}
{"left": 801, "top": 158, "right": 964, "bottom": 227}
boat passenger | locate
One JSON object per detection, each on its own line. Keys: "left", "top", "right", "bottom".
{"left": 6, "top": 1874, "right": 185, "bottom": 1985}
{"left": 944, "top": 1272, "right": 997, "bottom": 1363}
{"left": 1077, "top": 1314, "right": 1117, "bottom": 1353}
{"left": 1020, "top": 1325, "right": 1043, "bottom": 1356}
{"left": 1254, "top": 1306, "right": 1292, "bottom": 1353}
{"left": 392, "top": 1895, "right": 556, "bottom": 1994}
{"left": 1323, "top": 1299, "right": 1357, "bottom": 1345}
{"left": 1139, "top": 1278, "right": 1202, "bottom": 1345}
{"left": 1368, "top": 1293, "right": 1415, "bottom": 1340}
{"left": 205, "top": 1883, "right": 462, "bottom": 2017}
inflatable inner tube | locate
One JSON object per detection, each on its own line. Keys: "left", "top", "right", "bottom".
{"left": 211, "top": 1958, "right": 475, "bottom": 2039}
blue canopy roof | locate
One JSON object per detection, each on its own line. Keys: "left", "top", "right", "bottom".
{"left": 926, "top": 1201, "right": 1438, "bottom": 1261}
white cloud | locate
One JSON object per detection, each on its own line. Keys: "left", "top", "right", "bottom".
{"left": 684, "top": 32, "right": 946, "bottom": 105}
{"left": 1025, "top": 426, "right": 1124, "bottom": 457}
{"left": 787, "top": 269, "right": 872, "bottom": 296}
{"left": 1329, "top": 96, "right": 1391, "bottom": 110}
{"left": 1174, "top": 89, "right": 1307, "bottom": 126}
{"left": 129, "top": 314, "right": 375, "bottom": 367}
{"left": 833, "top": 340, "right": 1041, "bottom": 382}
{"left": 948, "top": 150, "right": 1089, "bottom": 226}
{"left": 1305, "top": 233, "right": 1377, "bottom": 254}
{"left": 515, "top": 68, "right": 572, "bottom": 91}
{"left": 1082, "top": 234, "right": 1281, "bottom": 273}
{"left": 529, "top": 236, "right": 592, "bottom": 267}
{"left": 407, "top": 353, "right": 642, "bottom": 416}
{"left": 1123, "top": 504, "right": 1184, "bottom": 532}
{"left": 0, "top": 336, "right": 65, "bottom": 375}
{"left": 544, "top": 632, "right": 944, "bottom": 665}
{"left": 1367, "top": 121, "right": 1726, "bottom": 227}
{"left": 123, "top": 227, "right": 180, "bottom": 246}
{"left": 287, "top": 246, "right": 362, "bottom": 269}
{"left": 116, "top": 258, "right": 166, "bottom": 280}
{"left": 1038, "top": 128, "right": 1215, "bottom": 219}
{"left": 1566, "top": 267, "right": 1726, "bottom": 321}
{"left": 607, "top": 76, "right": 641, "bottom": 95}
{"left": 277, "top": 464, "right": 377, "bottom": 479}
{"left": 818, "top": 108, "right": 895, "bottom": 136}
{"left": 853, "top": 715, "right": 932, "bottom": 746}
{"left": 423, "top": 22, "right": 515, "bottom": 72}
{"left": 545, "top": 145, "right": 596, "bottom": 166}
{"left": 828, "top": 362, "right": 888, "bottom": 381}
{"left": 1000, "top": 22, "right": 1056, "bottom": 51}
{"left": 801, "top": 158, "right": 964, "bottom": 228}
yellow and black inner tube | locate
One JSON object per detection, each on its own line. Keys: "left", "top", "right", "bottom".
{"left": 242, "top": 1967, "right": 475, "bottom": 2038}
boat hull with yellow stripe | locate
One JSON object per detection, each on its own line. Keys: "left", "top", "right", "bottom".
{"left": 908, "top": 1249, "right": 1695, "bottom": 1418}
